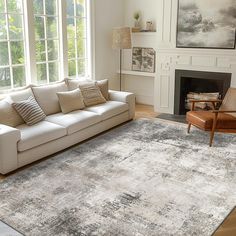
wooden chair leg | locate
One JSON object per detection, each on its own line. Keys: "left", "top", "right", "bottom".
{"left": 209, "top": 113, "right": 218, "bottom": 147}
{"left": 187, "top": 123, "right": 191, "bottom": 133}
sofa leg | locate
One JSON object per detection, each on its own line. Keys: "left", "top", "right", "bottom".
{"left": 187, "top": 123, "right": 191, "bottom": 133}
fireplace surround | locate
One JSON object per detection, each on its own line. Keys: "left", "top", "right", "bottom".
{"left": 174, "top": 70, "right": 231, "bottom": 115}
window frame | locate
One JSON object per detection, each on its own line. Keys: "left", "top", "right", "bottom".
{"left": 0, "top": 0, "right": 92, "bottom": 93}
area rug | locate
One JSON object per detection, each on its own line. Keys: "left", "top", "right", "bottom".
{"left": 0, "top": 119, "right": 236, "bottom": 236}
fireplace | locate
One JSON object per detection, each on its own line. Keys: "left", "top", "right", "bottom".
{"left": 174, "top": 70, "right": 231, "bottom": 115}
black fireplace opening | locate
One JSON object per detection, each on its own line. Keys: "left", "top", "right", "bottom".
{"left": 174, "top": 70, "right": 231, "bottom": 115}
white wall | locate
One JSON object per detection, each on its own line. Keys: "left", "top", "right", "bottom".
{"left": 93, "top": 0, "right": 124, "bottom": 90}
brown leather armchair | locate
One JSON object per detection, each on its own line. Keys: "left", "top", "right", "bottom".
{"left": 186, "top": 88, "right": 236, "bottom": 147}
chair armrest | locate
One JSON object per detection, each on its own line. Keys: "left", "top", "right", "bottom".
{"left": 212, "top": 110, "right": 236, "bottom": 113}
{"left": 0, "top": 124, "right": 21, "bottom": 174}
{"left": 189, "top": 100, "right": 222, "bottom": 111}
{"left": 109, "top": 90, "right": 136, "bottom": 119}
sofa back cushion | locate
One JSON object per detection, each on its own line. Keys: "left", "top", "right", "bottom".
{"left": 65, "top": 78, "right": 92, "bottom": 91}
{"left": 32, "top": 82, "right": 68, "bottom": 115}
{"left": 0, "top": 87, "right": 34, "bottom": 127}
{"left": 0, "top": 97, "right": 24, "bottom": 127}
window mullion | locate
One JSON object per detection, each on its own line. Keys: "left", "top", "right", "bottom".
{"left": 58, "top": 0, "right": 68, "bottom": 79}
{"left": 24, "top": 0, "right": 37, "bottom": 84}
{"left": 5, "top": 0, "right": 14, "bottom": 89}
{"left": 43, "top": 0, "right": 49, "bottom": 83}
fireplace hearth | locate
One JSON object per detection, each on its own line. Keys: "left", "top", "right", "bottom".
{"left": 174, "top": 70, "right": 231, "bottom": 115}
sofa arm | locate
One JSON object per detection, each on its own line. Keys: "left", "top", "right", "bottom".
{"left": 109, "top": 90, "right": 136, "bottom": 119}
{"left": 0, "top": 125, "right": 21, "bottom": 174}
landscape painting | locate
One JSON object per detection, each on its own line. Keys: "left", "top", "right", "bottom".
{"left": 177, "top": 0, "right": 236, "bottom": 49}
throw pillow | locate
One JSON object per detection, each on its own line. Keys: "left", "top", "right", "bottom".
{"left": 12, "top": 96, "right": 46, "bottom": 126}
{"left": 79, "top": 82, "right": 106, "bottom": 107}
{"left": 57, "top": 89, "right": 85, "bottom": 114}
{"left": 97, "top": 79, "right": 109, "bottom": 100}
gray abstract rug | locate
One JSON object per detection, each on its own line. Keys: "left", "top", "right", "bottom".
{"left": 0, "top": 118, "right": 236, "bottom": 236}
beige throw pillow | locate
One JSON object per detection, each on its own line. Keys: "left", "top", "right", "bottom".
{"left": 79, "top": 82, "right": 106, "bottom": 107}
{"left": 57, "top": 89, "right": 85, "bottom": 114}
{"left": 65, "top": 78, "right": 92, "bottom": 91}
{"left": 97, "top": 79, "right": 109, "bottom": 100}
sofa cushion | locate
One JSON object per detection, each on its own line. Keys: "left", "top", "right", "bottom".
{"left": 45, "top": 110, "right": 101, "bottom": 135}
{"left": 97, "top": 79, "right": 109, "bottom": 100}
{"left": 79, "top": 82, "right": 106, "bottom": 107}
{"left": 0, "top": 88, "right": 35, "bottom": 127}
{"left": 65, "top": 78, "right": 92, "bottom": 91}
{"left": 17, "top": 121, "right": 67, "bottom": 152}
{"left": 32, "top": 82, "right": 68, "bottom": 116}
{"left": 57, "top": 89, "right": 85, "bottom": 114}
{"left": 85, "top": 101, "right": 129, "bottom": 121}
{"left": 12, "top": 96, "right": 46, "bottom": 126}
{"left": 0, "top": 97, "right": 24, "bottom": 127}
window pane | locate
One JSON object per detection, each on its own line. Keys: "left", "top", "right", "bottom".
{"left": 68, "top": 60, "right": 76, "bottom": 76}
{"left": 68, "top": 38, "right": 76, "bottom": 59}
{"left": 36, "top": 63, "right": 47, "bottom": 84}
{"left": 0, "top": 42, "right": 9, "bottom": 65}
{"left": 46, "top": 17, "right": 57, "bottom": 38}
{"left": 0, "top": 0, "right": 5, "bottom": 13}
{"left": 7, "top": 0, "right": 22, "bottom": 13}
{"left": 77, "top": 59, "right": 85, "bottom": 76}
{"left": 0, "top": 14, "right": 7, "bottom": 40}
{"left": 49, "top": 62, "right": 58, "bottom": 82}
{"left": 67, "top": 18, "right": 75, "bottom": 38}
{"left": 45, "top": 0, "right": 57, "bottom": 15}
{"left": 8, "top": 14, "right": 23, "bottom": 40}
{"left": 13, "top": 66, "right": 25, "bottom": 88}
{"left": 33, "top": 0, "right": 43, "bottom": 15}
{"left": 77, "top": 38, "right": 85, "bottom": 58}
{"left": 10, "top": 41, "right": 24, "bottom": 64}
{"left": 67, "top": 0, "right": 74, "bottom": 16}
{"left": 0, "top": 67, "right": 11, "bottom": 90}
{"left": 76, "top": 0, "right": 85, "bottom": 17}
{"left": 48, "top": 40, "right": 58, "bottom": 61}
{"left": 76, "top": 18, "right": 86, "bottom": 38}
{"left": 35, "top": 16, "right": 45, "bottom": 39}
{"left": 36, "top": 40, "right": 46, "bottom": 61}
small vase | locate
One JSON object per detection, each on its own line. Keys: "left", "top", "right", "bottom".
{"left": 134, "top": 19, "right": 140, "bottom": 28}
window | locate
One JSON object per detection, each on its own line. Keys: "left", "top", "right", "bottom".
{"left": 33, "top": 0, "right": 60, "bottom": 84}
{"left": 0, "top": 0, "right": 26, "bottom": 91}
{"left": 0, "top": 0, "right": 91, "bottom": 92}
{"left": 67, "top": 0, "right": 88, "bottom": 77}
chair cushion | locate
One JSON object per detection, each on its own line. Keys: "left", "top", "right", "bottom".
{"left": 17, "top": 121, "right": 67, "bottom": 152}
{"left": 85, "top": 101, "right": 129, "bottom": 121}
{"left": 45, "top": 110, "right": 102, "bottom": 135}
{"left": 32, "top": 82, "right": 68, "bottom": 116}
{"left": 186, "top": 111, "right": 236, "bottom": 130}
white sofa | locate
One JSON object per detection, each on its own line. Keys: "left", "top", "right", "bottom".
{"left": 0, "top": 81, "right": 135, "bottom": 174}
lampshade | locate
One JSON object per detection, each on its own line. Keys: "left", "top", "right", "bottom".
{"left": 112, "top": 27, "right": 132, "bottom": 49}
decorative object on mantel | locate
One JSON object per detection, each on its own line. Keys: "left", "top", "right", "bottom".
{"left": 132, "top": 47, "right": 155, "bottom": 73}
{"left": 132, "top": 11, "right": 141, "bottom": 32}
{"left": 176, "top": 0, "right": 236, "bottom": 49}
{"left": 146, "top": 21, "right": 153, "bottom": 31}
{"left": 112, "top": 27, "right": 132, "bottom": 91}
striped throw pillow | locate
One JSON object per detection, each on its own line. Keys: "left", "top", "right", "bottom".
{"left": 12, "top": 96, "right": 46, "bottom": 126}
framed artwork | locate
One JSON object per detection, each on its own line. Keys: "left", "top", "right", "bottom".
{"left": 132, "top": 47, "right": 155, "bottom": 73}
{"left": 176, "top": 0, "right": 236, "bottom": 49}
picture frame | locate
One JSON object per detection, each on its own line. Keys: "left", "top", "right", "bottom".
{"left": 176, "top": 0, "right": 236, "bottom": 49}
{"left": 132, "top": 47, "right": 156, "bottom": 73}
